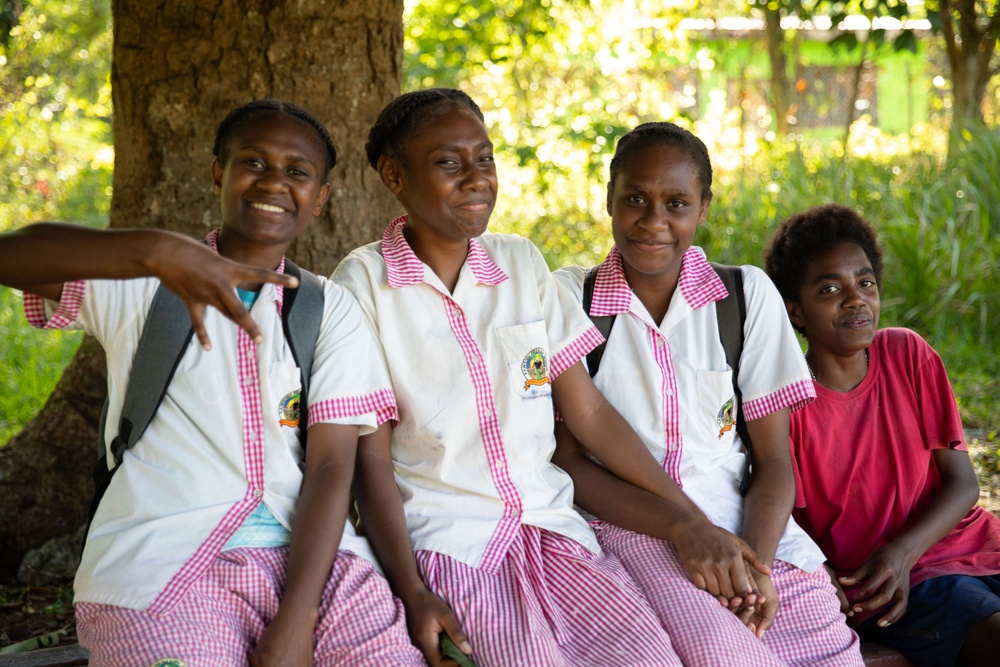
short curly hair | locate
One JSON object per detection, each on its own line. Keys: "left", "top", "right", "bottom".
{"left": 364, "top": 88, "right": 485, "bottom": 171}
{"left": 609, "top": 122, "right": 713, "bottom": 201}
{"left": 213, "top": 99, "right": 337, "bottom": 180}
{"left": 763, "top": 203, "right": 884, "bottom": 305}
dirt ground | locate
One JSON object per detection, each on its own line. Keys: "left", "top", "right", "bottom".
{"left": 2, "top": 436, "right": 999, "bottom": 652}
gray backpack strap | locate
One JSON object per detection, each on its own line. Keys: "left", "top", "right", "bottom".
{"left": 110, "top": 285, "right": 195, "bottom": 465}
{"left": 280, "top": 259, "right": 324, "bottom": 448}
{"left": 89, "top": 284, "right": 193, "bottom": 530}
{"left": 710, "top": 262, "right": 751, "bottom": 496}
{"left": 583, "top": 266, "right": 615, "bottom": 378}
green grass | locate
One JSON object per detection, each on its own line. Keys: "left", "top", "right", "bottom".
{"left": 0, "top": 286, "right": 82, "bottom": 444}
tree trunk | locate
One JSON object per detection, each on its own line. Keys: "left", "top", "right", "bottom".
{"left": 842, "top": 38, "right": 871, "bottom": 154}
{"left": 939, "top": 0, "right": 999, "bottom": 134}
{"left": 0, "top": 0, "right": 404, "bottom": 575}
{"left": 763, "top": 3, "right": 791, "bottom": 136}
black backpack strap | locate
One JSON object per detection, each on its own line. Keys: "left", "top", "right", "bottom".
{"left": 90, "top": 284, "right": 194, "bottom": 530}
{"left": 281, "top": 259, "right": 324, "bottom": 449}
{"left": 710, "top": 262, "right": 752, "bottom": 496}
{"left": 583, "top": 266, "right": 616, "bottom": 378}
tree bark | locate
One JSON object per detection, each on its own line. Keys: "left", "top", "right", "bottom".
{"left": 0, "top": 0, "right": 404, "bottom": 574}
{"left": 939, "top": 0, "right": 999, "bottom": 131}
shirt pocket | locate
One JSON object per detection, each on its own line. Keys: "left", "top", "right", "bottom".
{"left": 269, "top": 361, "right": 303, "bottom": 432}
{"left": 496, "top": 320, "right": 553, "bottom": 400}
{"left": 696, "top": 368, "right": 739, "bottom": 451}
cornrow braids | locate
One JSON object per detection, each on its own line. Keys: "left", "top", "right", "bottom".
{"left": 609, "top": 122, "right": 713, "bottom": 201}
{"left": 213, "top": 99, "right": 337, "bottom": 180}
{"left": 763, "top": 203, "right": 884, "bottom": 306}
{"left": 365, "top": 88, "right": 485, "bottom": 170}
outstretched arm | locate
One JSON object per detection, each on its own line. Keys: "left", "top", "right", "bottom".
{"left": 354, "top": 423, "right": 472, "bottom": 667}
{"left": 840, "top": 447, "right": 979, "bottom": 626}
{"left": 551, "top": 362, "right": 769, "bottom": 606}
{"left": 252, "top": 423, "right": 358, "bottom": 667}
{"left": 0, "top": 222, "right": 296, "bottom": 347}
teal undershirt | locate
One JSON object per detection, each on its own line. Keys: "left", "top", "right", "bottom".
{"left": 223, "top": 287, "right": 292, "bottom": 551}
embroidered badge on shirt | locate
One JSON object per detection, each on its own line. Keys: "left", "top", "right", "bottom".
{"left": 278, "top": 390, "right": 301, "bottom": 427}
{"left": 151, "top": 660, "right": 188, "bottom": 667}
{"left": 521, "top": 347, "right": 551, "bottom": 391}
{"left": 717, "top": 396, "right": 736, "bottom": 439}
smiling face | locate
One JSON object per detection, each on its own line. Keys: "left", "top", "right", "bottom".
{"left": 381, "top": 103, "right": 497, "bottom": 249}
{"left": 609, "top": 143, "right": 710, "bottom": 290}
{"left": 788, "top": 242, "right": 881, "bottom": 357}
{"left": 212, "top": 111, "right": 331, "bottom": 261}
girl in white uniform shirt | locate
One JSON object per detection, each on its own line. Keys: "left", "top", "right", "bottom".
{"left": 330, "top": 89, "right": 744, "bottom": 667}
{"left": 1, "top": 101, "right": 423, "bottom": 667}
{"left": 553, "top": 121, "right": 864, "bottom": 667}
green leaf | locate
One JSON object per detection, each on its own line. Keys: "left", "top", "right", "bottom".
{"left": 0, "top": 629, "right": 68, "bottom": 655}
{"left": 440, "top": 633, "right": 478, "bottom": 667}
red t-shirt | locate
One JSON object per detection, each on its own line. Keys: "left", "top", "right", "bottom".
{"left": 790, "top": 328, "right": 1000, "bottom": 590}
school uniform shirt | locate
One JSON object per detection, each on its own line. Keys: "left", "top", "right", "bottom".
{"left": 24, "top": 231, "right": 396, "bottom": 612}
{"left": 790, "top": 327, "right": 1000, "bottom": 586}
{"left": 555, "top": 246, "right": 825, "bottom": 572}
{"left": 332, "top": 216, "right": 605, "bottom": 574}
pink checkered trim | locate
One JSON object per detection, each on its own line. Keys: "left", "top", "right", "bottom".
{"left": 678, "top": 247, "right": 729, "bottom": 310}
{"left": 382, "top": 215, "right": 507, "bottom": 288}
{"left": 78, "top": 548, "right": 425, "bottom": 667}
{"left": 464, "top": 233, "right": 508, "bottom": 285}
{"left": 415, "top": 525, "right": 681, "bottom": 667}
{"left": 649, "top": 328, "right": 684, "bottom": 486}
{"left": 382, "top": 216, "right": 425, "bottom": 288}
{"left": 595, "top": 524, "right": 862, "bottom": 667}
{"left": 206, "top": 229, "right": 287, "bottom": 307}
{"left": 743, "top": 378, "right": 816, "bottom": 421}
{"left": 443, "top": 294, "right": 522, "bottom": 574}
{"left": 23, "top": 280, "right": 86, "bottom": 328}
{"left": 308, "top": 388, "right": 398, "bottom": 428}
{"left": 149, "top": 495, "right": 259, "bottom": 614}
{"left": 151, "top": 320, "right": 268, "bottom": 613}
{"left": 550, "top": 326, "right": 604, "bottom": 379}
{"left": 590, "top": 247, "right": 633, "bottom": 316}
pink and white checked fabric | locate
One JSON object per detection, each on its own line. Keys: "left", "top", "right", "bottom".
{"left": 596, "top": 523, "right": 863, "bottom": 667}
{"left": 415, "top": 524, "right": 682, "bottom": 667}
{"left": 76, "top": 547, "right": 426, "bottom": 667}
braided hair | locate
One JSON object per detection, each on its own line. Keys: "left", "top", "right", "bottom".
{"left": 763, "top": 203, "right": 884, "bottom": 307}
{"left": 609, "top": 122, "right": 713, "bottom": 201}
{"left": 365, "top": 88, "right": 485, "bottom": 170}
{"left": 213, "top": 100, "right": 337, "bottom": 180}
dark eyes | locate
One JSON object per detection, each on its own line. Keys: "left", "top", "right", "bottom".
{"left": 623, "top": 195, "right": 687, "bottom": 207}
{"left": 819, "top": 278, "right": 878, "bottom": 294}
{"left": 240, "top": 158, "right": 310, "bottom": 178}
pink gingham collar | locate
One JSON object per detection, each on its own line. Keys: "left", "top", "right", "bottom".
{"left": 590, "top": 245, "right": 729, "bottom": 316}
{"left": 381, "top": 215, "right": 507, "bottom": 288}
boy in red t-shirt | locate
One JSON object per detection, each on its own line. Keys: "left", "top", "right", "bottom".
{"left": 763, "top": 203, "right": 1000, "bottom": 667}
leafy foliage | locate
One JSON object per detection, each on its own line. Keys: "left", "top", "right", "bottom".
{"left": 0, "top": 0, "right": 113, "bottom": 231}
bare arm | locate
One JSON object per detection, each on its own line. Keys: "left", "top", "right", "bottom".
{"left": 252, "top": 423, "right": 358, "bottom": 667}
{"left": 840, "top": 447, "right": 979, "bottom": 625}
{"left": 551, "top": 362, "right": 768, "bottom": 603}
{"left": 736, "top": 407, "right": 795, "bottom": 635}
{"left": 354, "top": 423, "right": 471, "bottom": 667}
{"left": 0, "top": 222, "right": 296, "bottom": 347}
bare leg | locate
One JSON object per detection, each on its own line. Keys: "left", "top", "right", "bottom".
{"left": 959, "top": 611, "right": 1000, "bottom": 667}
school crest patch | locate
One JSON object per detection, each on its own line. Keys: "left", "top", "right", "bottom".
{"left": 151, "top": 660, "right": 188, "bottom": 667}
{"left": 717, "top": 396, "right": 736, "bottom": 439}
{"left": 278, "top": 390, "right": 301, "bottom": 427}
{"left": 521, "top": 347, "right": 551, "bottom": 391}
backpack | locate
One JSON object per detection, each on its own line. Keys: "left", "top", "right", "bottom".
{"left": 88, "top": 259, "right": 324, "bottom": 523}
{"left": 581, "top": 263, "right": 753, "bottom": 496}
